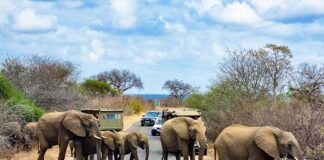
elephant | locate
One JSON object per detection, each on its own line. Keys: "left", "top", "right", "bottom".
{"left": 160, "top": 117, "right": 206, "bottom": 160}
{"left": 22, "top": 121, "right": 38, "bottom": 151}
{"left": 36, "top": 110, "right": 102, "bottom": 160}
{"left": 76, "top": 130, "right": 125, "bottom": 160}
{"left": 214, "top": 124, "right": 302, "bottom": 160}
{"left": 0, "top": 122, "right": 24, "bottom": 151}
{"left": 115, "top": 132, "right": 149, "bottom": 160}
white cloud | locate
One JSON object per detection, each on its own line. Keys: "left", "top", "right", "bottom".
{"left": 133, "top": 51, "right": 167, "bottom": 64}
{"left": 184, "top": 0, "right": 222, "bottom": 16}
{"left": 186, "top": 0, "right": 263, "bottom": 26}
{"left": 218, "top": 1, "right": 263, "bottom": 26}
{"left": 249, "top": 0, "right": 324, "bottom": 20}
{"left": 0, "top": 0, "right": 15, "bottom": 25}
{"left": 87, "top": 39, "right": 105, "bottom": 62}
{"left": 13, "top": 9, "right": 57, "bottom": 33}
{"left": 110, "top": 0, "right": 137, "bottom": 29}
{"left": 159, "top": 17, "right": 187, "bottom": 34}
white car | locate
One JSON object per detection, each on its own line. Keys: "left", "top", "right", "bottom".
{"left": 151, "top": 118, "right": 162, "bottom": 136}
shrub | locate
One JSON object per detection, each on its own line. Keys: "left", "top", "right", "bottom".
{"left": 0, "top": 75, "right": 45, "bottom": 121}
{"left": 127, "top": 98, "right": 145, "bottom": 113}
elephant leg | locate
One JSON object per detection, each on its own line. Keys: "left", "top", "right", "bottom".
{"left": 89, "top": 154, "right": 94, "bottom": 160}
{"left": 37, "top": 134, "right": 49, "bottom": 160}
{"left": 58, "top": 134, "right": 70, "bottom": 160}
{"left": 178, "top": 139, "right": 189, "bottom": 160}
{"left": 102, "top": 145, "right": 108, "bottom": 160}
{"left": 175, "top": 152, "right": 181, "bottom": 160}
{"left": 74, "top": 139, "right": 83, "bottom": 160}
{"left": 130, "top": 148, "right": 139, "bottom": 160}
{"left": 216, "top": 146, "right": 231, "bottom": 160}
{"left": 162, "top": 149, "right": 168, "bottom": 160}
{"left": 188, "top": 141, "right": 195, "bottom": 160}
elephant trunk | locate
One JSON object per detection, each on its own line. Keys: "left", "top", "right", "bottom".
{"left": 95, "top": 138, "right": 102, "bottom": 160}
{"left": 144, "top": 142, "right": 149, "bottom": 160}
{"left": 118, "top": 146, "right": 125, "bottom": 160}
{"left": 92, "top": 128, "right": 102, "bottom": 160}
{"left": 197, "top": 134, "right": 205, "bottom": 160}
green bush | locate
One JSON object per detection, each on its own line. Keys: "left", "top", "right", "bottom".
{"left": 127, "top": 98, "right": 144, "bottom": 113}
{"left": 81, "top": 79, "right": 120, "bottom": 96}
{"left": 0, "top": 74, "right": 45, "bottom": 121}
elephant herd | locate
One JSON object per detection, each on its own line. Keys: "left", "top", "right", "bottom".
{"left": 7, "top": 109, "right": 302, "bottom": 160}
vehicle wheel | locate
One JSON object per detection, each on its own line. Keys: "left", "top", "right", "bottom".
{"left": 204, "top": 148, "right": 207, "bottom": 155}
{"left": 141, "top": 123, "right": 144, "bottom": 126}
{"left": 151, "top": 130, "right": 156, "bottom": 136}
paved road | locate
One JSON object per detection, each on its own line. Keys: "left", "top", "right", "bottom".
{"left": 124, "top": 122, "right": 213, "bottom": 160}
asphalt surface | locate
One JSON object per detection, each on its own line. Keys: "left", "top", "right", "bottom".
{"left": 124, "top": 122, "right": 165, "bottom": 160}
{"left": 124, "top": 122, "right": 213, "bottom": 160}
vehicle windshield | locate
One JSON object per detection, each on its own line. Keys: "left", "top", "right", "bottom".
{"left": 155, "top": 119, "right": 162, "bottom": 125}
{"left": 145, "top": 111, "right": 160, "bottom": 118}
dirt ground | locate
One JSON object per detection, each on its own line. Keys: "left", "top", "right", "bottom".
{"left": 12, "top": 112, "right": 215, "bottom": 160}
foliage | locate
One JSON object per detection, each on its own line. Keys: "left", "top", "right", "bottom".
{"left": 219, "top": 44, "right": 292, "bottom": 99}
{"left": 0, "top": 74, "right": 44, "bottom": 121}
{"left": 288, "top": 63, "right": 324, "bottom": 107}
{"left": 163, "top": 79, "right": 196, "bottom": 99}
{"left": 96, "top": 69, "right": 143, "bottom": 93}
{"left": 81, "top": 79, "right": 119, "bottom": 97}
{"left": 127, "top": 98, "right": 145, "bottom": 113}
{"left": 1, "top": 55, "right": 79, "bottom": 110}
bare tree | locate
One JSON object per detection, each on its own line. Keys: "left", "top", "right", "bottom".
{"left": 1, "top": 55, "right": 79, "bottom": 110}
{"left": 257, "top": 44, "right": 292, "bottom": 98}
{"left": 289, "top": 63, "right": 324, "bottom": 107}
{"left": 219, "top": 48, "right": 271, "bottom": 99}
{"left": 163, "top": 79, "right": 196, "bottom": 100}
{"left": 96, "top": 69, "right": 143, "bottom": 93}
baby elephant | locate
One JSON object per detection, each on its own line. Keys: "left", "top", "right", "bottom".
{"left": 115, "top": 132, "right": 149, "bottom": 160}
{"left": 214, "top": 124, "right": 302, "bottom": 160}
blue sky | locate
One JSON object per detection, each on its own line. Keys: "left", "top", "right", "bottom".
{"left": 0, "top": 0, "right": 323, "bottom": 94}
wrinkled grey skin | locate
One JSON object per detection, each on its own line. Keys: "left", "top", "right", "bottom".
{"left": 115, "top": 132, "right": 149, "bottom": 160}
{"left": 22, "top": 121, "right": 38, "bottom": 151}
{"left": 37, "top": 110, "right": 102, "bottom": 160}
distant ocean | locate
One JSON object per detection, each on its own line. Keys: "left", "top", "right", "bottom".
{"left": 130, "top": 94, "right": 169, "bottom": 100}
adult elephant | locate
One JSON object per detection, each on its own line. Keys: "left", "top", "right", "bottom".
{"left": 22, "top": 121, "right": 38, "bottom": 151}
{"left": 115, "top": 132, "right": 149, "bottom": 160}
{"left": 214, "top": 124, "right": 302, "bottom": 160}
{"left": 37, "top": 110, "right": 102, "bottom": 160}
{"left": 77, "top": 130, "right": 125, "bottom": 160}
{"left": 160, "top": 117, "right": 206, "bottom": 160}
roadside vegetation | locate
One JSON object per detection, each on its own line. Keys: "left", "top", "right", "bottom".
{"left": 185, "top": 44, "right": 323, "bottom": 159}
{"left": 0, "top": 43, "right": 322, "bottom": 159}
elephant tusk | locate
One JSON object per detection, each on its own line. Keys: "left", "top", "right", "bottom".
{"left": 293, "top": 157, "right": 299, "bottom": 160}
{"left": 94, "top": 135, "right": 101, "bottom": 139}
{"left": 101, "top": 136, "right": 107, "bottom": 139}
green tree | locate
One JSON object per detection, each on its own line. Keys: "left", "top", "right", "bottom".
{"left": 163, "top": 79, "right": 197, "bottom": 100}
{"left": 81, "top": 79, "right": 119, "bottom": 97}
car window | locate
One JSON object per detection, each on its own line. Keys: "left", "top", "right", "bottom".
{"left": 155, "top": 119, "right": 162, "bottom": 124}
{"left": 103, "top": 113, "right": 121, "bottom": 120}
{"left": 145, "top": 112, "right": 159, "bottom": 117}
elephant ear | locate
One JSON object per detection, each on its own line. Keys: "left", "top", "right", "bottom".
{"left": 127, "top": 133, "right": 139, "bottom": 149}
{"left": 172, "top": 118, "right": 190, "bottom": 140}
{"left": 63, "top": 112, "right": 86, "bottom": 137}
{"left": 103, "top": 136, "right": 115, "bottom": 150}
{"left": 254, "top": 127, "right": 280, "bottom": 159}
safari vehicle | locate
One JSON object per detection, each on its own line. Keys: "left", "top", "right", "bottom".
{"left": 80, "top": 108, "right": 124, "bottom": 131}
{"left": 161, "top": 107, "right": 202, "bottom": 123}
{"left": 161, "top": 107, "right": 208, "bottom": 155}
